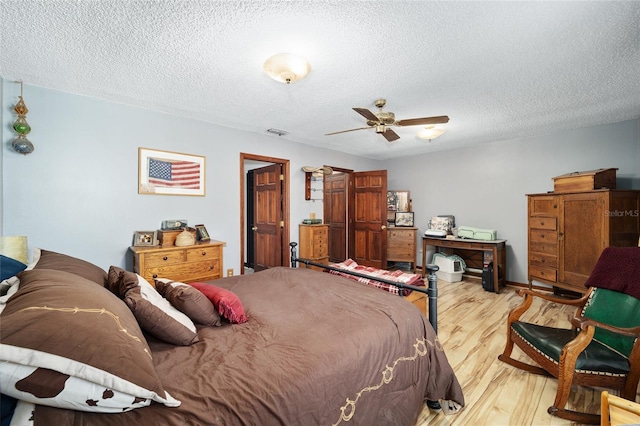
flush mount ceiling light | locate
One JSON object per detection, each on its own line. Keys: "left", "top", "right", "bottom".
{"left": 417, "top": 125, "right": 446, "bottom": 141}
{"left": 263, "top": 53, "right": 311, "bottom": 84}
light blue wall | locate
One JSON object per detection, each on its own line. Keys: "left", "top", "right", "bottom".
{"left": 386, "top": 119, "right": 640, "bottom": 284}
{"left": 1, "top": 81, "right": 379, "bottom": 271}
{"left": 2, "top": 80, "right": 639, "bottom": 284}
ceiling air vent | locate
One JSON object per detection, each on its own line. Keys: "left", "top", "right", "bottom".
{"left": 266, "top": 128, "right": 289, "bottom": 136}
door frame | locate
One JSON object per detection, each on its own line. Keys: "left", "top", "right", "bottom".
{"left": 239, "top": 153, "right": 290, "bottom": 274}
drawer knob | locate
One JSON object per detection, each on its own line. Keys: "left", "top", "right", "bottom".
{"left": 201, "top": 251, "right": 207, "bottom": 256}
{"left": 163, "top": 256, "right": 168, "bottom": 261}
{"left": 209, "top": 265, "right": 214, "bottom": 270}
{"left": 153, "top": 274, "right": 158, "bottom": 278}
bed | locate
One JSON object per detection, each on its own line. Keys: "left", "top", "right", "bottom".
{"left": 0, "top": 248, "right": 464, "bottom": 425}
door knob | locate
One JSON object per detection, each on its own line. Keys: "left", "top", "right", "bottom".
{"left": 381, "top": 225, "right": 387, "bottom": 230}
{"left": 252, "top": 226, "right": 258, "bottom": 231}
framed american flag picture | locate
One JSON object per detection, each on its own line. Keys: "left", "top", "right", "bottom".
{"left": 138, "top": 148, "right": 205, "bottom": 196}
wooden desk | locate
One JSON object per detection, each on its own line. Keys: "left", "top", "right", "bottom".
{"left": 421, "top": 237, "right": 507, "bottom": 293}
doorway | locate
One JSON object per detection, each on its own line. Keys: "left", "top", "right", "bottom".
{"left": 240, "top": 153, "right": 290, "bottom": 274}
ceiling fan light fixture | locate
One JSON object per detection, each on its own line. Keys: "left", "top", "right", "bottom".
{"left": 263, "top": 53, "right": 311, "bottom": 84}
{"left": 418, "top": 125, "right": 445, "bottom": 141}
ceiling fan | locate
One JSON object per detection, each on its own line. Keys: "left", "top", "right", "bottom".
{"left": 326, "top": 98, "right": 449, "bottom": 142}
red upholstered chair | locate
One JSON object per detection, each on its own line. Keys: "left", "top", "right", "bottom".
{"left": 498, "top": 247, "right": 640, "bottom": 424}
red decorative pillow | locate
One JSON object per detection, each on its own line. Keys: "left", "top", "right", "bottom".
{"left": 190, "top": 282, "right": 248, "bottom": 324}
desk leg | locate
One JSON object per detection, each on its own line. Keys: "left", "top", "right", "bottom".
{"left": 421, "top": 239, "right": 427, "bottom": 278}
{"left": 492, "top": 247, "right": 500, "bottom": 293}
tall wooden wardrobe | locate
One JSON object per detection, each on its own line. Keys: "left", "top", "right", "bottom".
{"left": 527, "top": 189, "right": 640, "bottom": 294}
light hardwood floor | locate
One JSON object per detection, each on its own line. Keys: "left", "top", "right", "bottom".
{"left": 414, "top": 278, "right": 639, "bottom": 426}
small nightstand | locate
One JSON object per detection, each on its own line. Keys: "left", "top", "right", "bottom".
{"left": 387, "top": 227, "right": 417, "bottom": 272}
{"left": 130, "top": 240, "right": 225, "bottom": 284}
{"left": 298, "top": 224, "right": 329, "bottom": 271}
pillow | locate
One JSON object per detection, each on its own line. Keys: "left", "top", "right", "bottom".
{"left": 0, "top": 269, "right": 180, "bottom": 412}
{"left": 29, "top": 248, "right": 107, "bottom": 286}
{"left": 108, "top": 267, "right": 199, "bottom": 346}
{"left": 190, "top": 282, "right": 248, "bottom": 324}
{"left": 155, "top": 278, "right": 221, "bottom": 326}
{"left": 0, "top": 255, "right": 27, "bottom": 281}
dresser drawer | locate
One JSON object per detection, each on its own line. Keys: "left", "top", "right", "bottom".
{"left": 529, "top": 265, "right": 557, "bottom": 282}
{"left": 529, "top": 197, "right": 558, "bottom": 216}
{"left": 145, "top": 260, "right": 220, "bottom": 283}
{"left": 529, "top": 253, "right": 557, "bottom": 269}
{"left": 313, "top": 227, "right": 328, "bottom": 238}
{"left": 529, "top": 229, "right": 557, "bottom": 244}
{"left": 529, "top": 241, "right": 558, "bottom": 256}
{"left": 388, "top": 229, "right": 413, "bottom": 241}
{"left": 185, "top": 246, "right": 220, "bottom": 262}
{"left": 528, "top": 217, "right": 557, "bottom": 230}
{"left": 314, "top": 243, "right": 328, "bottom": 257}
{"left": 143, "top": 250, "right": 186, "bottom": 267}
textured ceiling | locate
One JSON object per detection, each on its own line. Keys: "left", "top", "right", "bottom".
{"left": 1, "top": 1, "right": 639, "bottom": 160}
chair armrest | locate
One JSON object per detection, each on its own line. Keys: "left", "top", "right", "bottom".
{"left": 517, "top": 288, "right": 590, "bottom": 306}
{"left": 571, "top": 316, "right": 640, "bottom": 338}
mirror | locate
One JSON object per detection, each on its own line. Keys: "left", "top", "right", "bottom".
{"left": 387, "top": 190, "right": 410, "bottom": 212}
{"left": 387, "top": 190, "right": 411, "bottom": 224}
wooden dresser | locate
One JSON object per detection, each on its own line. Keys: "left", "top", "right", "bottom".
{"left": 527, "top": 190, "right": 639, "bottom": 294}
{"left": 298, "top": 224, "right": 328, "bottom": 271}
{"left": 130, "top": 240, "right": 225, "bottom": 284}
{"left": 387, "top": 227, "right": 417, "bottom": 271}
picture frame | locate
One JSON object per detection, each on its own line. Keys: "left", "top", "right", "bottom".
{"left": 138, "top": 148, "right": 205, "bottom": 196}
{"left": 134, "top": 230, "right": 157, "bottom": 247}
{"left": 195, "top": 224, "right": 210, "bottom": 242}
{"left": 395, "top": 211, "right": 414, "bottom": 227}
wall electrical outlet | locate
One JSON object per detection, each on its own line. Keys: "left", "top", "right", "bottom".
{"left": 226, "top": 269, "right": 234, "bottom": 277}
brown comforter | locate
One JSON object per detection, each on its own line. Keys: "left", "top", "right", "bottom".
{"left": 36, "top": 267, "right": 464, "bottom": 425}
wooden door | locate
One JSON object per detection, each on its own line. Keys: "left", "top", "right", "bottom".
{"left": 352, "top": 170, "right": 387, "bottom": 269}
{"left": 252, "top": 164, "right": 283, "bottom": 271}
{"left": 245, "top": 169, "right": 255, "bottom": 269}
{"left": 559, "top": 192, "right": 605, "bottom": 286}
{"left": 324, "top": 172, "right": 349, "bottom": 262}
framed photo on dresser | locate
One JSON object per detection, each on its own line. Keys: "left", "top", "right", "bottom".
{"left": 395, "top": 212, "right": 414, "bottom": 227}
{"left": 195, "top": 224, "right": 210, "bottom": 242}
{"left": 133, "top": 231, "right": 157, "bottom": 247}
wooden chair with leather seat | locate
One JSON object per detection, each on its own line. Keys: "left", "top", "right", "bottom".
{"left": 498, "top": 247, "right": 640, "bottom": 425}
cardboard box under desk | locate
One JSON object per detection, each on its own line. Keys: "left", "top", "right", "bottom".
{"left": 552, "top": 168, "right": 617, "bottom": 193}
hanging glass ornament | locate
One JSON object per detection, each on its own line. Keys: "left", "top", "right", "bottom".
{"left": 12, "top": 82, "right": 34, "bottom": 155}
{"left": 12, "top": 136, "right": 34, "bottom": 155}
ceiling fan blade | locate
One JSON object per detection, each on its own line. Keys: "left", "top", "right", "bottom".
{"left": 395, "top": 115, "right": 450, "bottom": 127}
{"left": 382, "top": 128, "right": 400, "bottom": 142}
{"left": 353, "top": 107, "right": 379, "bottom": 122}
{"left": 325, "top": 126, "right": 372, "bottom": 136}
